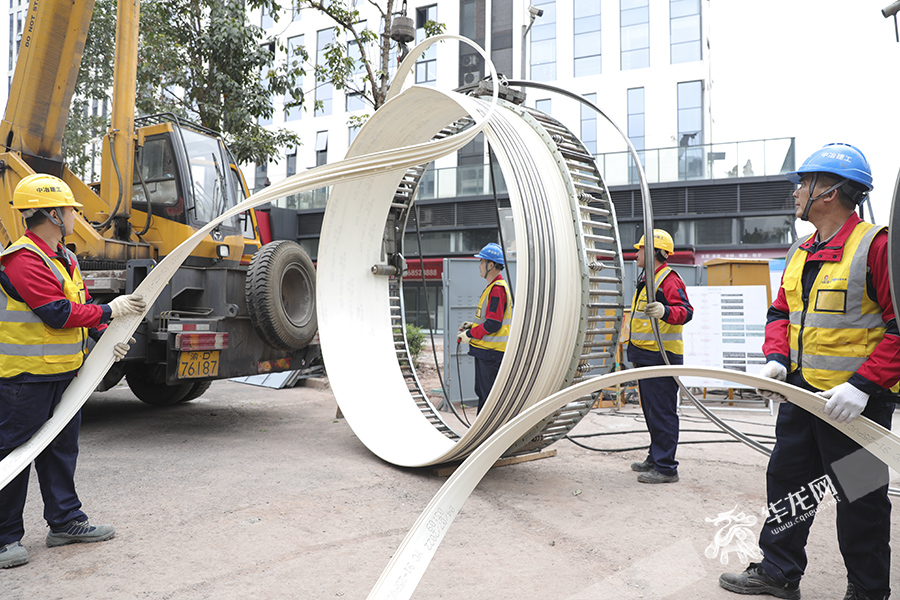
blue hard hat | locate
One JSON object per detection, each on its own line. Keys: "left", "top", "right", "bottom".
{"left": 474, "top": 242, "right": 504, "bottom": 265}
{"left": 785, "top": 143, "right": 873, "bottom": 197}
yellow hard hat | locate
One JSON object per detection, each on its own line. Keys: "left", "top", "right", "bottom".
{"left": 634, "top": 229, "right": 674, "bottom": 254}
{"left": 12, "top": 174, "right": 82, "bottom": 212}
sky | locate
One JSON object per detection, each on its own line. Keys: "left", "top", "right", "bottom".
{"left": 707, "top": 0, "right": 900, "bottom": 231}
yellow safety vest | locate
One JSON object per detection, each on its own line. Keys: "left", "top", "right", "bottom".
{"left": 629, "top": 267, "right": 684, "bottom": 355}
{"left": 783, "top": 222, "right": 898, "bottom": 392}
{"left": 0, "top": 235, "right": 89, "bottom": 378}
{"left": 469, "top": 277, "right": 512, "bottom": 353}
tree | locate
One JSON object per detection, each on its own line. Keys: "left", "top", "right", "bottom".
{"left": 63, "top": 0, "right": 306, "bottom": 174}
{"left": 61, "top": 0, "right": 443, "bottom": 177}
{"left": 62, "top": 0, "right": 117, "bottom": 179}
{"left": 299, "top": 0, "right": 444, "bottom": 116}
{"left": 136, "top": 0, "right": 306, "bottom": 165}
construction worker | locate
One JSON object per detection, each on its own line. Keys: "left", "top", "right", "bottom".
{"left": 627, "top": 229, "right": 693, "bottom": 484}
{"left": 0, "top": 174, "right": 146, "bottom": 569}
{"left": 457, "top": 242, "right": 512, "bottom": 414}
{"left": 720, "top": 144, "right": 899, "bottom": 600}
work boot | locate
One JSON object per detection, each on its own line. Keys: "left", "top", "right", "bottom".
{"left": 0, "top": 541, "right": 28, "bottom": 568}
{"left": 630, "top": 458, "right": 654, "bottom": 472}
{"left": 46, "top": 518, "right": 115, "bottom": 547}
{"left": 843, "top": 582, "right": 883, "bottom": 600}
{"left": 719, "top": 562, "right": 801, "bottom": 599}
{"left": 637, "top": 469, "right": 679, "bottom": 484}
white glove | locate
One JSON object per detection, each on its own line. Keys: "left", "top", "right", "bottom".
{"left": 108, "top": 294, "right": 146, "bottom": 318}
{"left": 644, "top": 302, "right": 665, "bottom": 319}
{"left": 113, "top": 337, "right": 137, "bottom": 362}
{"left": 457, "top": 329, "right": 472, "bottom": 344}
{"left": 459, "top": 321, "right": 473, "bottom": 331}
{"left": 757, "top": 360, "right": 788, "bottom": 404}
{"left": 818, "top": 382, "right": 869, "bottom": 424}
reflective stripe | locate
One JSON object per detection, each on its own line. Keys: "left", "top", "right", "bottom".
{"left": 0, "top": 341, "right": 87, "bottom": 356}
{"left": 628, "top": 267, "right": 684, "bottom": 355}
{"left": 630, "top": 332, "right": 682, "bottom": 341}
{"left": 802, "top": 353, "right": 867, "bottom": 373}
{"left": 802, "top": 312, "right": 884, "bottom": 330}
{"left": 469, "top": 277, "right": 512, "bottom": 353}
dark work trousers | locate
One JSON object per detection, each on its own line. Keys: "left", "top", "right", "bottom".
{"left": 0, "top": 377, "right": 86, "bottom": 546}
{"left": 629, "top": 345, "right": 683, "bottom": 476}
{"left": 470, "top": 346, "right": 503, "bottom": 414}
{"left": 759, "top": 372, "right": 894, "bottom": 599}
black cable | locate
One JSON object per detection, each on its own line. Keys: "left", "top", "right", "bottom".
{"left": 134, "top": 148, "right": 153, "bottom": 237}
{"left": 567, "top": 428, "right": 777, "bottom": 441}
{"left": 412, "top": 204, "right": 470, "bottom": 427}
{"left": 454, "top": 340, "right": 471, "bottom": 427}
{"left": 565, "top": 436, "right": 774, "bottom": 453}
{"left": 486, "top": 144, "right": 515, "bottom": 305}
{"left": 93, "top": 131, "right": 125, "bottom": 232}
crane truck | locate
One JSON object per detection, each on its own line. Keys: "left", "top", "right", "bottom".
{"left": 0, "top": 0, "right": 319, "bottom": 405}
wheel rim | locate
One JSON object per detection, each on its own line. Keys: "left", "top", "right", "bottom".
{"left": 280, "top": 262, "right": 314, "bottom": 328}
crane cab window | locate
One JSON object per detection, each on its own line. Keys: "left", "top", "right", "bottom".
{"left": 132, "top": 135, "right": 186, "bottom": 223}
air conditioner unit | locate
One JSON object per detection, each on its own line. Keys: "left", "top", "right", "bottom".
{"left": 461, "top": 54, "right": 479, "bottom": 68}
{"left": 462, "top": 71, "right": 480, "bottom": 85}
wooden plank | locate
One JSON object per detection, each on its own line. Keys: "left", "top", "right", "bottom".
{"left": 432, "top": 449, "right": 557, "bottom": 477}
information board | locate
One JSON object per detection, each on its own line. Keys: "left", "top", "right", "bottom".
{"left": 680, "top": 285, "right": 769, "bottom": 389}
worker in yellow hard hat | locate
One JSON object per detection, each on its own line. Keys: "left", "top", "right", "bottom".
{"left": 627, "top": 229, "right": 693, "bottom": 484}
{"left": 0, "top": 174, "right": 146, "bottom": 568}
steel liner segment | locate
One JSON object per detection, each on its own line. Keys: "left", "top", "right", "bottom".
{"left": 366, "top": 365, "right": 900, "bottom": 600}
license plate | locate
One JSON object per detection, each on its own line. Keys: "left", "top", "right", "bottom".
{"left": 178, "top": 350, "right": 220, "bottom": 379}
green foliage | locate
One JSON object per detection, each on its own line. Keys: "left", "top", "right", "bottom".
{"left": 60, "top": 0, "right": 445, "bottom": 174}
{"left": 405, "top": 323, "right": 426, "bottom": 364}
{"left": 62, "top": 0, "right": 117, "bottom": 179}
{"left": 136, "top": 0, "right": 304, "bottom": 165}
{"left": 62, "top": 0, "right": 304, "bottom": 170}
{"left": 301, "top": 0, "right": 445, "bottom": 113}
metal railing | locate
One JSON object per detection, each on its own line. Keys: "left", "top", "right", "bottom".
{"left": 596, "top": 137, "right": 795, "bottom": 186}
{"left": 260, "top": 137, "right": 795, "bottom": 209}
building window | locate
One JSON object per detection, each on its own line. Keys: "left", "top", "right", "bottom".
{"left": 346, "top": 93, "right": 366, "bottom": 112}
{"left": 535, "top": 98, "right": 551, "bottom": 116}
{"left": 574, "top": 0, "right": 601, "bottom": 77}
{"left": 415, "top": 5, "right": 438, "bottom": 84}
{"left": 286, "top": 146, "right": 297, "bottom": 177}
{"left": 349, "top": 125, "right": 360, "bottom": 146}
{"left": 292, "top": 0, "right": 302, "bottom": 21}
{"left": 255, "top": 162, "right": 269, "bottom": 192}
{"left": 315, "top": 28, "right": 334, "bottom": 117}
{"left": 620, "top": 0, "right": 649, "bottom": 70}
{"left": 677, "top": 80, "right": 703, "bottom": 179}
{"left": 741, "top": 216, "right": 793, "bottom": 245}
{"left": 580, "top": 93, "right": 597, "bottom": 155}
{"left": 627, "top": 87, "right": 644, "bottom": 183}
{"left": 696, "top": 218, "right": 734, "bottom": 245}
{"left": 285, "top": 35, "right": 304, "bottom": 121}
{"left": 670, "top": 0, "right": 700, "bottom": 64}
{"left": 530, "top": 0, "right": 556, "bottom": 81}
{"left": 258, "top": 73, "right": 273, "bottom": 126}
{"left": 346, "top": 25, "right": 368, "bottom": 110}
{"left": 315, "top": 131, "right": 329, "bottom": 166}
{"left": 261, "top": 4, "right": 275, "bottom": 29}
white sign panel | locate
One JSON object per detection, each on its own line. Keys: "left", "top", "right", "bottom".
{"left": 681, "top": 285, "right": 769, "bottom": 389}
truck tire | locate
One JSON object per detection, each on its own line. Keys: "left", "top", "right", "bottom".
{"left": 246, "top": 240, "right": 317, "bottom": 351}
{"left": 179, "top": 381, "right": 212, "bottom": 403}
{"left": 126, "top": 365, "right": 193, "bottom": 406}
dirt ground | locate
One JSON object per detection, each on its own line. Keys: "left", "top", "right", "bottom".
{"left": 3, "top": 341, "right": 899, "bottom": 600}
